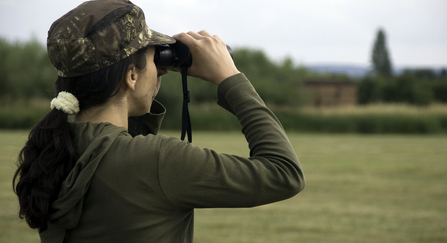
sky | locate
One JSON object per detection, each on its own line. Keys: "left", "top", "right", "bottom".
{"left": 1, "top": 0, "right": 446, "bottom": 68}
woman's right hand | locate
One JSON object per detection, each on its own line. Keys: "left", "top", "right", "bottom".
{"left": 172, "top": 30, "right": 240, "bottom": 86}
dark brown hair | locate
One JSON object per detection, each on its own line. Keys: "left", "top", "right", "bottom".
{"left": 13, "top": 46, "right": 149, "bottom": 232}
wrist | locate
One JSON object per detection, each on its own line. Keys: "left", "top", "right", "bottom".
{"left": 216, "top": 72, "right": 242, "bottom": 86}
{"left": 214, "top": 70, "right": 241, "bottom": 86}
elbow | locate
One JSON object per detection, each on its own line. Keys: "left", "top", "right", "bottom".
{"left": 288, "top": 170, "right": 306, "bottom": 196}
{"left": 271, "top": 159, "right": 306, "bottom": 200}
{"left": 277, "top": 156, "right": 305, "bottom": 197}
{"left": 253, "top": 168, "right": 305, "bottom": 207}
{"left": 295, "top": 172, "right": 306, "bottom": 194}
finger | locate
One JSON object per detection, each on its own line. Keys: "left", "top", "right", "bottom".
{"left": 212, "top": 34, "right": 225, "bottom": 44}
{"left": 172, "top": 32, "right": 196, "bottom": 46}
{"left": 197, "top": 30, "right": 213, "bottom": 37}
{"left": 172, "top": 32, "right": 186, "bottom": 40}
{"left": 186, "top": 31, "right": 203, "bottom": 40}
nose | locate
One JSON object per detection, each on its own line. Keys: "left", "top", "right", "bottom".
{"left": 157, "top": 68, "right": 168, "bottom": 77}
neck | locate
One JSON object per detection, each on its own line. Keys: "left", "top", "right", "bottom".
{"left": 74, "top": 100, "right": 129, "bottom": 129}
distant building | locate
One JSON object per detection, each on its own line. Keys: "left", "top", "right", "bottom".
{"left": 303, "top": 79, "right": 358, "bottom": 106}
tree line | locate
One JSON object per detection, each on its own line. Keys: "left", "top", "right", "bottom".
{"left": 1, "top": 34, "right": 446, "bottom": 108}
{"left": 0, "top": 37, "right": 309, "bottom": 107}
{"left": 359, "top": 28, "right": 447, "bottom": 105}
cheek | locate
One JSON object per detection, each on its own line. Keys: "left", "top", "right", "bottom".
{"left": 155, "top": 78, "right": 161, "bottom": 92}
{"left": 150, "top": 77, "right": 161, "bottom": 96}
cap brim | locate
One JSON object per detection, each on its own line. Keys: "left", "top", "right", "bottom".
{"left": 149, "top": 29, "right": 176, "bottom": 45}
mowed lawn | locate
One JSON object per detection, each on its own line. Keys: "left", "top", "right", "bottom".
{"left": 1, "top": 130, "right": 446, "bottom": 243}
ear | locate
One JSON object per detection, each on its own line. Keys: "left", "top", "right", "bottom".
{"left": 124, "top": 65, "right": 138, "bottom": 91}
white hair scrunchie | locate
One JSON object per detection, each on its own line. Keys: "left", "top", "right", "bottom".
{"left": 50, "top": 91, "right": 80, "bottom": 115}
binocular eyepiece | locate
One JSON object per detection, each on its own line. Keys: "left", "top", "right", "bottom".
{"left": 154, "top": 41, "right": 233, "bottom": 69}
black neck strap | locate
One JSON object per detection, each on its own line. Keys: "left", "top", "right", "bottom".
{"left": 181, "top": 66, "right": 192, "bottom": 143}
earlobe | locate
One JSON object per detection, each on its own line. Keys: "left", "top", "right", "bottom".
{"left": 125, "top": 66, "right": 138, "bottom": 91}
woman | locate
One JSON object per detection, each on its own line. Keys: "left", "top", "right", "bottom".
{"left": 13, "top": 0, "right": 305, "bottom": 242}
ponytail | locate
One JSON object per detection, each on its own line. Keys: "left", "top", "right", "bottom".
{"left": 13, "top": 109, "right": 76, "bottom": 231}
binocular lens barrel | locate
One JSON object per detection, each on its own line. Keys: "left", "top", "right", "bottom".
{"left": 154, "top": 41, "right": 232, "bottom": 69}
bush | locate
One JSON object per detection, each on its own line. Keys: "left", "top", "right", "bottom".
{"left": 358, "top": 75, "right": 433, "bottom": 106}
{"left": 357, "top": 76, "right": 380, "bottom": 104}
{"left": 0, "top": 38, "right": 56, "bottom": 99}
{"left": 232, "top": 48, "right": 304, "bottom": 106}
{"left": 3, "top": 98, "right": 447, "bottom": 134}
{"left": 0, "top": 98, "right": 50, "bottom": 129}
{"left": 273, "top": 104, "right": 447, "bottom": 134}
{"left": 275, "top": 111, "right": 446, "bottom": 134}
{"left": 432, "top": 81, "right": 447, "bottom": 103}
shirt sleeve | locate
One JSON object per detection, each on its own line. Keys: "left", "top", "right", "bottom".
{"left": 157, "top": 73, "right": 305, "bottom": 210}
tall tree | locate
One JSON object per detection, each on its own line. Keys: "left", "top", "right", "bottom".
{"left": 371, "top": 29, "right": 393, "bottom": 76}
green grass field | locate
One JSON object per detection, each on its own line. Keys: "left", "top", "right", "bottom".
{"left": 1, "top": 130, "right": 446, "bottom": 243}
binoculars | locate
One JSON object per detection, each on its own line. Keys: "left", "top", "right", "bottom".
{"left": 154, "top": 41, "right": 233, "bottom": 69}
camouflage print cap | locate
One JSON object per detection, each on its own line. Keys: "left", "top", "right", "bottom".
{"left": 47, "top": 0, "right": 176, "bottom": 77}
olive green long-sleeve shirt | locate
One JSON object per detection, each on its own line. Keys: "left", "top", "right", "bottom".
{"left": 40, "top": 73, "right": 305, "bottom": 243}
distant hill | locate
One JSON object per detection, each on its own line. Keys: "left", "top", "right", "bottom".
{"left": 305, "top": 64, "right": 446, "bottom": 78}
{"left": 306, "top": 64, "right": 370, "bottom": 77}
